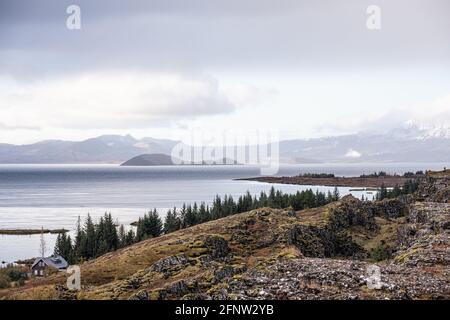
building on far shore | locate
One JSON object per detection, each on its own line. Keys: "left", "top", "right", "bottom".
{"left": 31, "top": 255, "right": 68, "bottom": 276}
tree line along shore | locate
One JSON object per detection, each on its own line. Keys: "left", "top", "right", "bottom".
{"left": 237, "top": 170, "right": 425, "bottom": 188}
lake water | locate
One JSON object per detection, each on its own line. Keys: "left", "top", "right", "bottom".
{"left": 0, "top": 162, "right": 447, "bottom": 264}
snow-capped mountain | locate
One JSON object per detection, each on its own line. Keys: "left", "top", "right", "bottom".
{"left": 415, "top": 125, "right": 450, "bottom": 140}
{"left": 278, "top": 124, "right": 450, "bottom": 163}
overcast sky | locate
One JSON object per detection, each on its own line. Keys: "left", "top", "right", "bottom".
{"left": 1, "top": 0, "right": 450, "bottom": 144}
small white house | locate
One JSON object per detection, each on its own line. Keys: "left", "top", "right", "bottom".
{"left": 31, "top": 255, "right": 68, "bottom": 276}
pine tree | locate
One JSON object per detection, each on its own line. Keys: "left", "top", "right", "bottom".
{"left": 54, "top": 233, "right": 62, "bottom": 256}
{"left": 84, "top": 214, "right": 96, "bottom": 259}
{"left": 290, "top": 191, "right": 303, "bottom": 210}
{"left": 54, "top": 232, "right": 73, "bottom": 263}
{"left": 164, "top": 209, "right": 181, "bottom": 234}
{"left": 377, "top": 183, "right": 388, "bottom": 200}
{"left": 136, "top": 209, "right": 163, "bottom": 240}
{"left": 73, "top": 215, "right": 84, "bottom": 261}
{"left": 179, "top": 204, "right": 188, "bottom": 228}
{"left": 332, "top": 186, "right": 340, "bottom": 201}
{"left": 103, "top": 213, "right": 118, "bottom": 251}
{"left": 125, "top": 229, "right": 135, "bottom": 246}
{"left": 198, "top": 202, "right": 210, "bottom": 223}
{"left": 392, "top": 185, "right": 402, "bottom": 198}
{"left": 326, "top": 190, "right": 333, "bottom": 203}
{"left": 118, "top": 225, "right": 127, "bottom": 248}
{"left": 268, "top": 186, "right": 276, "bottom": 206}
{"left": 148, "top": 209, "right": 163, "bottom": 238}
{"left": 210, "top": 196, "right": 222, "bottom": 219}
{"left": 184, "top": 204, "right": 197, "bottom": 227}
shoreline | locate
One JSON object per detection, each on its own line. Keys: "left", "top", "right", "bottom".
{"left": 0, "top": 228, "right": 69, "bottom": 235}
{"left": 236, "top": 176, "right": 417, "bottom": 188}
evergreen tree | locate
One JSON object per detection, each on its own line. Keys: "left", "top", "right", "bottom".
{"left": 73, "top": 215, "right": 84, "bottom": 261}
{"left": 184, "top": 204, "right": 197, "bottom": 227}
{"left": 136, "top": 209, "right": 163, "bottom": 241}
{"left": 259, "top": 191, "right": 268, "bottom": 207}
{"left": 326, "top": 190, "right": 333, "bottom": 203}
{"left": 103, "top": 213, "right": 118, "bottom": 251}
{"left": 268, "top": 186, "right": 276, "bottom": 207}
{"left": 197, "top": 202, "right": 210, "bottom": 223}
{"left": 54, "top": 233, "right": 62, "bottom": 256}
{"left": 290, "top": 191, "right": 303, "bottom": 210}
{"left": 164, "top": 208, "right": 181, "bottom": 233}
{"left": 118, "top": 225, "right": 127, "bottom": 248}
{"left": 210, "top": 195, "right": 222, "bottom": 219}
{"left": 84, "top": 214, "right": 96, "bottom": 259}
{"left": 125, "top": 229, "right": 135, "bottom": 246}
{"left": 179, "top": 204, "right": 188, "bottom": 228}
{"left": 377, "top": 183, "right": 388, "bottom": 200}
{"left": 54, "top": 232, "right": 74, "bottom": 263}
{"left": 302, "top": 189, "right": 315, "bottom": 208}
{"left": 392, "top": 185, "right": 402, "bottom": 198}
{"left": 332, "top": 186, "right": 340, "bottom": 201}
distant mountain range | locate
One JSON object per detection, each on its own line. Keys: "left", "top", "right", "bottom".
{"left": 0, "top": 135, "right": 178, "bottom": 164}
{"left": 0, "top": 125, "right": 448, "bottom": 164}
{"left": 279, "top": 125, "right": 450, "bottom": 163}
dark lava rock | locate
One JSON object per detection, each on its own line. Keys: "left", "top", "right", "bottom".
{"left": 374, "top": 198, "right": 409, "bottom": 219}
{"left": 203, "top": 235, "right": 230, "bottom": 259}
{"left": 54, "top": 284, "right": 77, "bottom": 300}
{"left": 149, "top": 254, "right": 192, "bottom": 278}
{"left": 128, "top": 289, "right": 149, "bottom": 300}
{"left": 287, "top": 224, "right": 364, "bottom": 258}
{"left": 213, "top": 265, "right": 247, "bottom": 284}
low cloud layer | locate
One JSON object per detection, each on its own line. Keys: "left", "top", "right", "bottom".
{"left": 0, "top": 72, "right": 261, "bottom": 129}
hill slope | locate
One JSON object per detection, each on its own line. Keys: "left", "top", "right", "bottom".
{"left": 1, "top": 171, "right": 449, "bottom": 300}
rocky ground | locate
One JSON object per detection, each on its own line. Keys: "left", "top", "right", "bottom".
{"left": 1, "top": 170, "right": 448, "bottom": 300}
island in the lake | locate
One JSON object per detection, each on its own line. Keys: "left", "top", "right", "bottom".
{"left": 121, "top": 153, "right": 240, "bottom": 166}
{"left": 121, "top": 154, "right": 176, "bottom": 166}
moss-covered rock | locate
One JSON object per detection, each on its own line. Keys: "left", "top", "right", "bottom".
{"left": 203, "top": 235, "right": 230, "bottom": 259}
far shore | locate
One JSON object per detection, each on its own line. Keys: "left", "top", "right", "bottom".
{"left": 235, "top": 175, "right": 417, "bottom": 188}
{"left": 0, "top": 228, "right": 69, "bottom": 235}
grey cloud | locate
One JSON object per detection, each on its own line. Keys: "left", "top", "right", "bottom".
{"left": 1, "top": 0, "right": 450, "bottom": 80}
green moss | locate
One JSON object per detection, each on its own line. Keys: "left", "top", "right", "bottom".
{"left": 370, "top": 241, "right": 392, "bottom": 262}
